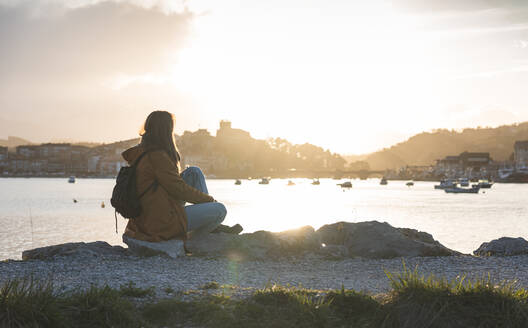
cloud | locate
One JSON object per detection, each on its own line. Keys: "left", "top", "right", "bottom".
{"left": 453, "top": 65, "right": 528, "bottom": 80}
{"left": 0, "top": 1, "right": 192, "bottom": 86}
{"left": 515, "top": 40, "right": 528, "bottom": 48}
{"left": 0, "top": 0, "right": 195, "bottom": 143}
{"left": 395, "top": 0, "right": 528, "bottom": 13}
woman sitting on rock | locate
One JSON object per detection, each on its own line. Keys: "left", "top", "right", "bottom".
{"left": 121, "top": 110, "right": 230, "bottom": 250}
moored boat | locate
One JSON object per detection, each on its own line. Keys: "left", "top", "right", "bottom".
{"left": 235, "top": 179, "right": 242, "bottom": 185}
{"left": 311, "top": 178, "right": 320, "bottom": 185}
{"left": 337, "top": 181, "right": 352, "bottom": 188}
{"left": 406, "top": 181, "right": 414, "bottom": 187}
{"left": 258, "top": 178, "right": 270, "bottom": 185}
{"left": 445, "top": 186, "right": 480, "bottom": 194}
{"left": 380, "top": 177, "right": 388, "bottom": 185}
{"left": 472, "top": 179, "right": 493, "bottom": 189}
{"left": 434, "top": 179, "right": 456, "bottom": 189}
{"left": 458, "top": 178, "right": 469, "bottom": 187}
{"left": 68, "top": 176, "right": 76, "bottom": 183}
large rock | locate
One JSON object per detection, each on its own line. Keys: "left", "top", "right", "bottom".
{"left": 123, "top": 235, "right": 186, "bottom": 258}
{"left": 184, "top": 225, "right": 320, "bottom": 260}
{"left": 474, "top": 237, "right": 528, "bottom": 256}
{"left": 317, "top": 221, "right": 458, "bottom": 258}
{"left": 23, "top": 221, "right": 459, "bottom": 261}
{"left": 122, "top": 221, "right": 457, "bottom": 260}
{"left": 22, "top": 241, "right": 127, "bottom": 260}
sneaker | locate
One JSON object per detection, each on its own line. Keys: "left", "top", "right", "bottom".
{"left": 211, "top": 224, "right": 243, "bottom": 234}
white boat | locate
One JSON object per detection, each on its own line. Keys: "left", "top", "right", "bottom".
{"left": 287, "top": 180, "right": 295, "bottom": 186}
{"left": 311, "top": 179, "right": 320, "bottom": 185}
{"left": 68, "top": 176, "right": 76, "bottom": 183}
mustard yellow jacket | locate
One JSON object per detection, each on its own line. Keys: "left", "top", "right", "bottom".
{"left": 122, "top": 145, "right": 214, "bottom": 242}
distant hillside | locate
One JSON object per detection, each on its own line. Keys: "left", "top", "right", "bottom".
{"left": 0, "top": 136, "right": 33, "bottom": 150}
{"left": 365, "top": 122, "right": 528, "bottom": 170}
{"left": 342, "top": 154, "right": 368, "bottom": 163}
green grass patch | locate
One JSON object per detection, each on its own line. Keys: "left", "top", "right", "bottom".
{"left": 3, "top": 264, "right": 528, "bottom": 328}
{"left": 119, "top": 281, "right": 155, "bottom": 298}
{"left": 0, "top": 276, "right": 65, "bottom": 328}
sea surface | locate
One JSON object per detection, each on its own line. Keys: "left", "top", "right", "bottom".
{"left": 0, "top": 177, "right": 527, "bottom": 260}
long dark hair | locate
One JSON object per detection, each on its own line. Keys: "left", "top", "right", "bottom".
{"left": 140, "top": 111, "right": 181, "bottom": 164}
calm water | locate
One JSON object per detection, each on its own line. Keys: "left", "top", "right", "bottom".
{"left": 0, "top": 177, "right": 527, "bottom": 260}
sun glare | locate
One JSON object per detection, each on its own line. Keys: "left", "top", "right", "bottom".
{"left": 166, "top": 1, "right": 441, "bottom": 153}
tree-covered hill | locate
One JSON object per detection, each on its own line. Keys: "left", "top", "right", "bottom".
{"left": 364, "top": 122, "right": 528, "bottom": 170}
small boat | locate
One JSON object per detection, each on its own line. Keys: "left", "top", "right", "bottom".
{"left": 458, "top": 178, "right": 469, "bottom": 187}
{"left": 337, "top": 181, "right": 352, "bottom": 188}
{"left": 380, "top": 177, "right": 388, "bottom": 185}
{"left": 406, "top": 181, "right": 414, "bottom": 187}
{"left": 235, "top": 179, "right": 242, "bottom": 185}
{"left": 258, "top": 178, "right": 270, "bottom": 185}
{"left": 445, "top": 186, "right": 480, "bottom": 194}
{"left": 287, "top": 180, "right": 295, "bottom": 186}
{"left": 434, "top": 179, "right": 456, "bottom": 189}
{"left": 311, "top": 179, "right": 320, "bottom": 185}
{"left": 472, "top": 179, "right": 493, "bottom": 189}
{"left": 101, "top": 201, "right": 105, "bottom": 208}
{"left": 68, "top": 176, "right": 76, "bottom": 183}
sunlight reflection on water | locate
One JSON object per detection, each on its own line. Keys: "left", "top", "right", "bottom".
{"left": 1, "top": 177, "right": 527, "bottom": 259}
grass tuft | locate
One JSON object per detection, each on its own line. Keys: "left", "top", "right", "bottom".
{"left": 119, "top": 281, "right": 155, "bottom": 298}
{"left": 0, "top": 277, "right": 64, "bottom": 328}
{"left": 383, "top": 262, "right": 528, "bottom": 328}
{"left": 3, "top": 263, "right": 528, "bottom": 328}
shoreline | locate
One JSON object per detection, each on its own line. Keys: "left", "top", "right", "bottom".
{"left": 3, "top": 253, "right": 528, "bottom": 298}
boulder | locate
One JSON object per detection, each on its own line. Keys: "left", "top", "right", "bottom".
{"left": 183, "top": 225, "right": 321, "bottom": 260}
{"left": 22, "top": 241, "right": 127, "bottom": 260}
{"left": 121, "top": 226, "right": 320, "bottom": 261}
{"left": 316, "top": 221, "right": 458, "bottom": 258}
{"left": 473, "top": 237, "right": 528, "bottom": 256}
{"left": 22, "top": 221, "right": 459, "bottom": 261}
{"left": 123, "top": 235, "right": 185, "bottom": 258}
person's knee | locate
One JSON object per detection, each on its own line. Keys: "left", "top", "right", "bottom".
{"left": 186, "top": 166, "right": 204, "bottom": 176}
{"left": 214, "top": 202, "right": 227, "bottom": 224}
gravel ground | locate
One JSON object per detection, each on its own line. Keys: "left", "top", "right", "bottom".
{"left": 1, "top": 254, "right": 527, "bottom": 300}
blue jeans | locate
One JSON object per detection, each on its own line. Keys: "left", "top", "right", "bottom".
{"left": 181, "top": 166, "right": 226, "bottom": 234}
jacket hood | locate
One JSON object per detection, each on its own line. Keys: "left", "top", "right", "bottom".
{"left": 122, "top": 145, "right": 144, "bottom": 164}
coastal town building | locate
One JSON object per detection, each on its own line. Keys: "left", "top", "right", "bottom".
{"left": 514, "top": 140, "right": 528, "bottom": 170}
{"left": 0, "top": 146, "right": 7, "bottom": 161}
{"left": 0, "top": 121, "right": 344, "bottom": 178}
{"left": 435, "top": 152, "right": 492, "bottom": 178}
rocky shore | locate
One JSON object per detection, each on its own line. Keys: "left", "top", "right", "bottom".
{"left": 3, "top": 221, "right": 528, "bottom": 301}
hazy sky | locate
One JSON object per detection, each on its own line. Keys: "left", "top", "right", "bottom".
{"left": 1, "top": 0, "right": 528, "bottom": 154}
